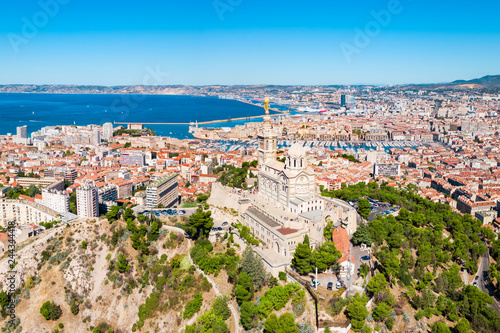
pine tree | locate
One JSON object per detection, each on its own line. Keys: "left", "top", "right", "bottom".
{"left": 240, "top": 246, "right": 268, "bottom": 289}
{"left": 116, "top": 253, "right": 130, "bottom": 273}
{"left": 292, "top": 237, "right": 312, "bottom": 275}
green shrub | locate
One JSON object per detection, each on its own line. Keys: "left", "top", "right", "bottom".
{"left": 183, "top": 293, "right": 203, "bottom": 319}
{"left": 40, "top": 301, "right": 62, "bottom": 320}
{"left": 70, "top": 302, "right": 79, "bottom": 315}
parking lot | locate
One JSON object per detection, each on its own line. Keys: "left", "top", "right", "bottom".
{"left": 348, "top": 198, "right": 399, "bottom": 222}
{"left": 305, "top": 244, "right": 372, "bottom": 293}
{"left": 307, "top": 272, "right": 344, "bottom": 291}
{"left": 210, "top": 220, "right": 231, "bottom": 234}
{"left": 134, "top": 207, "right": 197, "bottom": 219}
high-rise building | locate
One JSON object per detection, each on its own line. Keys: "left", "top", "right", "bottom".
{"left": 146, "top": 173, "right": 179, "bottom": 208}
{"left": 346, "top": 95, "right": 355, "bottom": 109}
{"left": 42, "top": 189, "right": 70, "bottom": 213}
{"left": 103, "top": 122, "right": 114, "bottom": 141}
{"left": 98, "top": 184, "right": 118, "bottom": 214}
{"left": 76, "top": 185, "right": 99, "bottom": 218}
{"left": 17, "top": 125, "right": 28, "bottom": 139}
{"left": 93, "top": 129, "right": 101, "bottom": 146}
{"left": 340, "top": 94, "right": 346, "bottom": 107}
{"left": 98, "top": 184, "right": 118, "bottom": 203}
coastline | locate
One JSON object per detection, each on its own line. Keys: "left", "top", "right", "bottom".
{"left": 0, "top": 93, "right": 282, "bottom": 138}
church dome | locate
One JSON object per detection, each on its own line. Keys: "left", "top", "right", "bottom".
{"left": 288, "top": 143, "right": 307, "bottom": 159}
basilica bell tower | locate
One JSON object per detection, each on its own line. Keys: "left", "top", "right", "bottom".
{"left": 257, "top": 96, "right": 277, "bottom": 166}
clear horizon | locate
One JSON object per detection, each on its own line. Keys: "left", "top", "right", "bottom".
{"left": 1, "top": 0, "right": 499, "bottom": 86}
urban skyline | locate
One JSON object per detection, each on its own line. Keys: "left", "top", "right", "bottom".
{"left": 1, "top": 1, "right": 500, "bottom": 332}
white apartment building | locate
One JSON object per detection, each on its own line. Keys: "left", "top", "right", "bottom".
{"left": 0, "top": 199, "right": 58, "bottom": 227}
{"left": 76, "top": 185, "right": 99, "bottom": 218}
{"left": 17, "top": 125, "right": 28, "bottom": 139}
{"left": 146, "top": 173, "right": 179, "bottom": 208}
{"left": 103, "top": 122, "right": 114, "bottom": 141}
{"left": 42, "top": 189, "right": 70, "bottom": 214}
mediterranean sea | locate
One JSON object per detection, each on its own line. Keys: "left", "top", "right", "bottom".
{"left": 0, "top": 93, "right": 276, "bottom": 139}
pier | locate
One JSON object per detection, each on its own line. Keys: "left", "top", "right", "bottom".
{"left": 113, "top": 110, "right": 288, "bottom": 126}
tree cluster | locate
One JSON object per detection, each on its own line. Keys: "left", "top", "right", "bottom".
{"left": 328, "top": 183, "right": 500, "bottom": 333}
{"left": 184, "top": 208, "right": 214, "bottom": 240}
{"left": 292, "top": 235, "right": 341, "bottom": 274}
{"left": 215, "top": 160, "right": 258, "bottom": 189}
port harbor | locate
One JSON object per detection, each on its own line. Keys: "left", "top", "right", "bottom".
{"left": 193, "top": 139, "right": 423, "bottom": 152}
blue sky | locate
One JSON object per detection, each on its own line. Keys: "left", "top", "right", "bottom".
{"left": 1, "top": 0, "right": 499, "bottom": 85}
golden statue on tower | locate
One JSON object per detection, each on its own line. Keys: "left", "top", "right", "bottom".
{"left": 264, "top": 96, "right": 270, "bottom": 115}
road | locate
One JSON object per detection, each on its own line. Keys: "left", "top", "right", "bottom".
{"left": 475, "top": 244, "right": 500, "bottom": 312}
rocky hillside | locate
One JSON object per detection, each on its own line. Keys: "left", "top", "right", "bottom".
{"left": 0, "top": 216, "right": 218, "bottom": 333}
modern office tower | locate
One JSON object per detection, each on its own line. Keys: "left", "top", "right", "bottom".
{"left": 42, "top": 189, "right": 70, "bottom": 213}
{"left": 17, "top": 125, "right": 28, "bottom": 139}
{"left": 120, "top": 151, "right": 145, "bottom": 166}
{"left": 340, "top": 94, "right": 346, "bottom": 107}
{"left": 76, "top": 184, "right": 99, "bottom": 218}
{"left": 146, "top": 173, "right": 179, "bottom": 208}
{"left": 103, "top": 122, "right": 114, "bottom": 141}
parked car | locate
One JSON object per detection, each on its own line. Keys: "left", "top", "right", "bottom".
{"left": 222, "top": 221, "right": 228, "bottom": 226}
{"left": 336, "top": 281, "right": 342, "bottom": 289}
{"left": 327, "top": 282, "right": 333, "bottom": 290}
{"left": 361, "top": 255, "right": 370, "bottom": 261}
{"left": 473, "top": 281, "right": 478, "bottom": 287}
{"left": 310, "top": 280, "right": 320, "bottom": 288}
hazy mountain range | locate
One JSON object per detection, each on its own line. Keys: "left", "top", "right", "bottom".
{"left": 0, "top": 75, "right": 499, "bottom": 94}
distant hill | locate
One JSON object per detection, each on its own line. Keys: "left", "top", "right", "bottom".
{"left": 450, "top": 75, "right": 500, "bottom": 88}
{"left": 399, "top": 74, "right": 500, "bottom": 91}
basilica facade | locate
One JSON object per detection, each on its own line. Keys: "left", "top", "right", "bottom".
{"left": 239, "top": 98, "right": 358, "bottom": 276}
{"left": 256, "top": 99, "right": 320, "bottom": 213}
